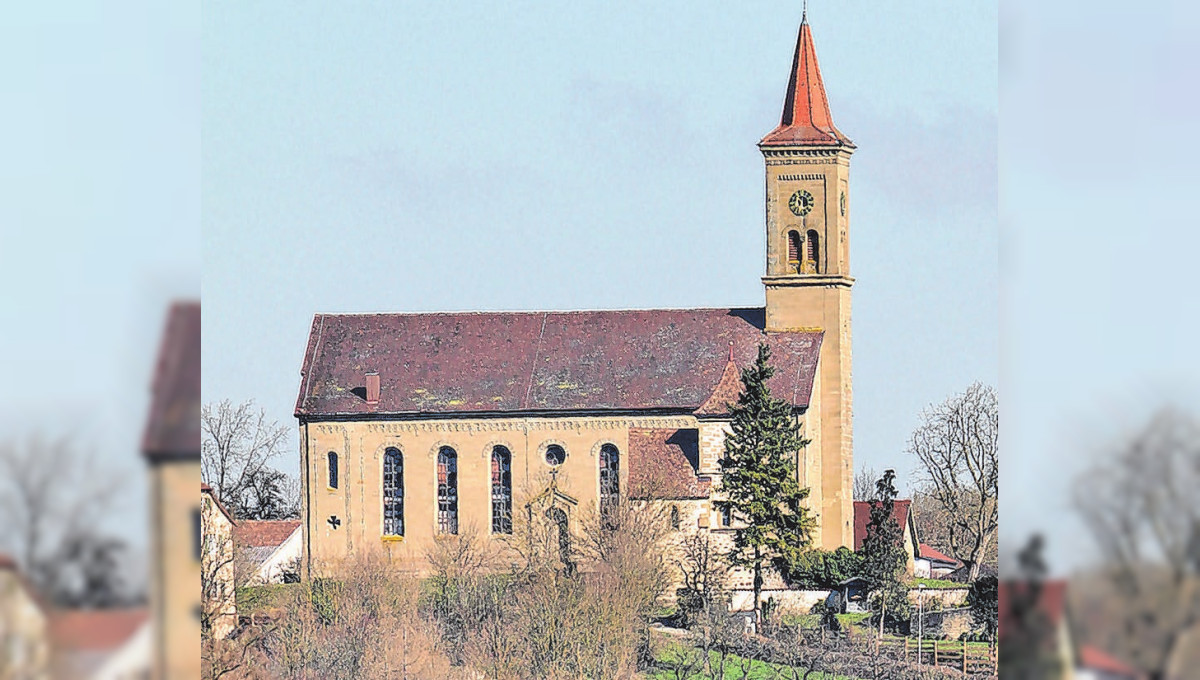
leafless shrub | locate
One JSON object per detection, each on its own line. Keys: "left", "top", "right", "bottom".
{"left": 259, "top": 555, "right": 455, "bottom": 680}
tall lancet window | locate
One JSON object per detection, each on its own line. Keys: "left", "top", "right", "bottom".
{"left": 437, "top": 446, "right": 459, "bottom": 535}
{"left": 491, "top": 445, "right": 513, "bottom": 535}
{"left": 787, "top": 231, "right": 802, "bottom": 273}
{"left": 599, "top": 444, "right": 620, "bottom": 519}
{"left": 805, "top": 229, "right": 820, "bottom": 274}
{"left": 383, "top": 448, "right": 404, "bottom": 537}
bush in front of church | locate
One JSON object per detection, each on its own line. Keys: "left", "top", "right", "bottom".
{"left": 780, "top": 546, "right": 864, "bottom": 590}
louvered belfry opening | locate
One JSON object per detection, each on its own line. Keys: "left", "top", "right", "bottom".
{"left": 787, "top": 230, "right": 802, "bottom": 272}
{"left": 805, "top": 229, "right": 820, "bottom": 273}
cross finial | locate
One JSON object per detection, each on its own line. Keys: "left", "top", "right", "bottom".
{"left": 802, "top": 0, "right": 808, "bottom": 23}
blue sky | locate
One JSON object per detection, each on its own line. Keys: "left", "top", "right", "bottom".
{"left": 0, "top": 2, "right": 200, "bottom": 552}
{"left": 4, "top": 1, "right": 1197, "bottom": 577}
{"left": 1000, "top": 0, "right": 1200, "bottom": 572}
{"left": 202, "top": 0, "right": 998, "bottom": 535}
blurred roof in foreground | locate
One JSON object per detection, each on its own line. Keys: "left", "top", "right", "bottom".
{"left": 142, "top": 302, "right": 200, "bottom": 460}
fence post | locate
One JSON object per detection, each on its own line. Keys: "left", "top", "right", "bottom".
{"left": 962, "top": 639, "right": 967, "bottom": 673}
{"left": 934, "top": 642, "right": 938, "bottom": 666}
{"left": 904, "top": 637, "right": 909, "bottom": 663}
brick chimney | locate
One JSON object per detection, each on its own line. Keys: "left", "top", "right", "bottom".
{"left": 365, "top": 372, "right": 380, "bottom": 407}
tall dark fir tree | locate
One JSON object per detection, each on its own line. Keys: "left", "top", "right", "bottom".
{"left": 719, "top": 343, "right": 817, "bottom": 627}
{"left": 860, "top": 469, "right": 909, "bottom": 629}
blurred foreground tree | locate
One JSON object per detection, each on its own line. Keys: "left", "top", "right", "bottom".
{"left": 0, "top": 435, "right": 135, "bottom": 606}
{"left": 998, "top": 535, "right": 1063, "bottom": 679}
{"left": 1073, "top": 407, "right": 1200, "bottom": 680}
{"left": 907, "top": 382, "right": 998, "bottom": 581}
{"left": 201, "top": 399, "right": 298, "bottom": 520}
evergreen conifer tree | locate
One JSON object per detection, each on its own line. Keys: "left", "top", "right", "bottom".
{"left": 718, "top": 343, "right": 816, "bottom": 627}
{"left": 860, "top": 469, "right": 909, "bottom": 629}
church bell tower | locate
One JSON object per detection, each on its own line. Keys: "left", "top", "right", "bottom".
{"left": 760, "top": 12, "right": 855, "bottom": 550}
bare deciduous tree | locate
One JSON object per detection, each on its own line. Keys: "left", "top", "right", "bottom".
{"left": 906, "top": 382, "right": 998, "bottom": 582}
{"left": 1073, "top": 407, "right": 1200, "bottom": 680}
{"left": 201, "top": 400, "right": 297, "bottom": 520}
{"left": 0, "top": 434, "right": 133, "bottom": 606}
{"left": 854, "top": 466, "right": 878, "bottom": 501}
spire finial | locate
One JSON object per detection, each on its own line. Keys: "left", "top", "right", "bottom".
{"left": 802, "top": 0, "right": 808, "bottom": 23}
{"left": 728, "top": 341, "right": 735, "bottom": 362}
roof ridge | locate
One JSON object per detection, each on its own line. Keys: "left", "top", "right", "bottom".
{"left": 307, "top": 306, "right": 766, "bottom": 317}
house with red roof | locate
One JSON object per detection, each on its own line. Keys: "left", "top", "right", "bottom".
{"left": 1076, "top": 645, "right": 1144, "bottom": 680}
{"left": 235, "top": 519, "right": 302, "bottom": 585}
{"left": 917, "top": 543, "right": 965, "bottom": 579}
{"left": 999, "top": 580, "right": 1076, "bottom": 679}
{"left": 49, "top": 608, "right": 150, "bottom": 680}
{"left": 294, "top": 9, "right": 863, "bottom": 598}
{"left": 853, "top": 500, "right": 921, "bottom": 575}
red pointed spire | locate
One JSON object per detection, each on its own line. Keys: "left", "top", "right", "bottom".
{"left": 760, "top": 15, "right": 853, "bottom": 147}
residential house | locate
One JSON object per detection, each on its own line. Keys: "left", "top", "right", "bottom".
{"left": 0, "top": 554, "right": 50, "bottom": 680}
{"left": 916, "top": 543, "right": 963, "bottom": 580}
{"left": 235, "top": 520, "right": 302, "bottom": 585}
{"left": 999, "top": 580, "right": 1075, "bottom": 680}
{"left": 1076, "top": 645, "right": 1144, "bottom": 680}
{"left": 201, "top": 484, "right": 237, "bottom": 640}
{"left": 49, "top": 609, "right": 149, "bottom": 680}
{"left": 853, "top": 500, "right": 920, "bottom": 575}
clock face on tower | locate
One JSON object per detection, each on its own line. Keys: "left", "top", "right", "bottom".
{"left": 788, "top": 189, "right": 814, "bottom": 217}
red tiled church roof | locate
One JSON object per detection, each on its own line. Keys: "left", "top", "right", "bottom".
{"left": 694, "top": 355, "right": 744, "bottom": 416}
{"left": 627, "top": 428, "right": 710, "bottom": 499}
{"left": 235, "top": 520, "right": 301, "bottom": 548}
{"left": 759, "top": 15, "right": 853, "bottom": 148}
{"left": 852, "top": 500, "right": 911, "bottom": 551}
{"left": 142, "top": 302, "right": 200, "bottom": 459}
{"left": 295, "top": 309, "right": 821, "bottom": 417}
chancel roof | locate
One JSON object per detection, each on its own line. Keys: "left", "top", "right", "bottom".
{"left": 295, "top": 308, "right": 821, "bottom": 418}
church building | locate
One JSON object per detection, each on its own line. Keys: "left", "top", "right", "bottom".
{"left": 295, "top": 13, "right": 856, "bottom": 580}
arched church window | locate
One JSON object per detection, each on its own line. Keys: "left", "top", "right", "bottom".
{"left": 437, "top": 446, "right": 459, "bottom": 535}
{"left": 805, "top": 229, "right": 820, "bottom": 274}
{"left": 787, "top": 231, "right": 802, "bottom": 273}
{"left": 599, "top": 444, "right": 620, "bottom": 519}
{"left": 546, "top": 506, "right": 572, "bottom": 572}
{"left": 491, "top": 445, "right": 513, "bottom": 535}
{"left": 670, "top": 505, "right": 680, "bottom": 530}
{"left": 383, "top": 448, "right": 404, "bottom": 537}
{"left": 327, "top": 451, "right": 338, "bottom": 489}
